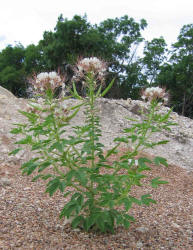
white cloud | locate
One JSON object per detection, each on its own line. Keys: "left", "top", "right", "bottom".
{"left": 0, "top": 35, "right": 6, "bottom": 41}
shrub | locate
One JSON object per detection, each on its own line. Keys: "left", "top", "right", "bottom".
{"left": 10, "top": 58, "right": 175, "bottom": 233}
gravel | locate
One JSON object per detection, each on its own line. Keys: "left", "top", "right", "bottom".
{"left": 0, "top": 94, "right": 193, "bottom": 249}
{"left": 0, "top": 150, "right": 193, "bottom": 249}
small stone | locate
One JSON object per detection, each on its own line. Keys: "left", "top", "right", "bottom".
{"left": 171, "top": 222, "right": 180, "bottom": 229}
{"left": 136, "top": 241, "right": 143, "bottom": 248}
{"left": 20, "top": 198, "right": 28, "bottom": 202}
{"left": 136, "top": 226, "right": 149, "bottom": 233}
{"left": 0, "top": 177, "right": 12, "bottom": 186}
{"left": 55, "top": 224, "right": 61, "bottom": 230}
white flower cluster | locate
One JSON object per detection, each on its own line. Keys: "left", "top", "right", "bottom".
{"left": 141, "top": 86, "right": 168, "bottom": 104}
{"left": 36, "top": 72, "right": 61, "bottom": 85}
{"left": 128, "top": 159, "right": 138, "bottom": 166}
{"left": 75, "top": 57, "right": 107, "bottom": 84}
{"left": 144, "top": 87, "right": 164, "bottom": 96}
{"left": 33, "top": 71, "right": 64, "bottom": 93}
{"left": 78, "top": 57, "right": 106, "bottom": 73}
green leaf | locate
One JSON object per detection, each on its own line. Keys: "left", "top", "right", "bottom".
{"left": 83, "top": 216, "right": 95, "bottom": 231}
{"left": 46, "top": 178, "right": 65, "bottom": 196}
{"left": 10, "top": 127, "right": 22, "bottom": 134}
{"left": 95, "top": 85, "right": 102, "bottom": 98}
{"left": 65, "top": 108, "right": 80, "bottom": 122}
{"left": 96, "top": 216, "right": 105, "bottom": 232}
{"left": 41, "top": 174, "right": 53, "bottom": 180}
{"left": 123, "top": 219, "right": 130, "bottom": 229}
{"left": 31, "top": 142, "right": 43, "bottom": 151}
{"left": 15, "top": 135, "right": 32, "bottom": 145}
{"left": 9, "top": 148, "right": 22, "bottom": 155}
{"left": 28, "top": 103, "right": 43, "bottom": 111}
{"left": 72, "top": 82, "right": 83, "bottom": 100}
{"left": 43, "top": 114, "right": 55, "bottom": 126}
{"left": 101, "top": 78, "right": 114, "bottom": 97}
{"left": 65, "top": 204, "right": 77, "bottom": 217}
{"left": 153, "top": 156, "right": 168, "bottom": 167}
{"left": 21, "top": 159, "right": 39, "bottom": 175}
{"left": 66, "top": 170, "right": 76, "bottom": 183}
{"left": 58, "top": 180, "right": 66, "bottom": 193}
{"left": 38, "top": 161, "right": 52, "bottom": 172}
{"left": 121, "top": 198, "right": 132, "bottom": 211}
{"left": 124, "top": 214, "right": 135, "bottom": 222}
{"left": 32, "top": 174, "right": 43, "bottom": 182}
{"left": 141, "top": 194, "right": 156, "bottom": 206}
{"left": 138, "top": 157, "right": 152, "bottom": 172}
{"left": 105, "top": 143, "right": 119, "bottom": 159}
{"left": 159, "top": 110, "right": 172, "bottom": 122}
{"left": 114, "top": 137, "right": 128, "bottom": 143}
{"left": 156, "top": 140, "right": 169, "bottom": 145}
{"left": 45, "top": 88, "right": 54, "bottom": 99}
{"left": 48, "top": 142, "right": 63, "bottom": 153}
{"left": 19, "top": 110, "right": 38, "bottom": 122}
{"left": 151, "top": 177, "right": 168, "bottom": 188}
{"left": 129, "top": 196, "right": 142, "bottom": 205}
{"left": 63, "top": 191, "right": 72, "bottom": 198}
{"left": 71, "top": 215, "right": 84, "bottom": 228}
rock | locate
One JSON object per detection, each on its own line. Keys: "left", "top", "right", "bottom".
{"left": 0, "top": 86, "right": 16, "bottom": 99}
{"left": 171, "top": 222, "right": 181, "bottom": 229}
{"left": 136, "top": 226, "right": 149, "bottom": 233}
{"left": 136, "top": 241, "right": 143, "bottom": 248}
{"left": 0, "top": 177, "right": 12, "bottom": 186}
{"left": 0, "top": 95, "right": 193, "bottom": 172}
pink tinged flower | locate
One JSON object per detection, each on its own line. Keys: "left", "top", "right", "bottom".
{"left": 76, "top": 57, "right": 107, "bottom": 76}
{"left": 128, "top": 159, "right": 132, "bottom": 164}
{"left": 141, "top": 86, "right": 169, "bottom": 104}
{"left": 141, "top": 95, "right": 146, "bottom": 100}
{"left": 32, "top": 71, "right": 64, "bottom": 94}
{"left": 49, "top": 72, "right": 58, "bottom": 79}
{"left": 128, "top": 159, "right": 138, "bottom": 167}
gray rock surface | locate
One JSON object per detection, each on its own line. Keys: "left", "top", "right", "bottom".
{"left": 0, "top": 94, "right": 193, "bottom": 172}
{"left": 0, "top": 177, "right": 12, "bottom": 186}
{"left": 0, "top": 86, "right": 16, "bottom": 98}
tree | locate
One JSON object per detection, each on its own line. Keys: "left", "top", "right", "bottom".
{"left": 0, "top": 44, "right": 26, "bottom": 96}
{"left": 157, "top": 24, "right": 193, "bottom": 117}
{"left": 24, "top": 44, "right": 44, "bottom": 74}
{"left": 39, "top": 14, "right": 147, "bottom": 99}
{"left": 171, "top": 24, "right": 193, "bottom": 116}
{"left": 141, "top": 37, "right": 168, "bottom": 85}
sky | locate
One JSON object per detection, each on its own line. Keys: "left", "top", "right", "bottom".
{"left": 0, "top": 0, "right": 193, "bottom": 51}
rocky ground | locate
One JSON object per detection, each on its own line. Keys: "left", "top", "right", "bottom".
{"left": 0, "top": 87, "right": 193, "bottom": 249}
{"left": 0, "top": 90, "right": 193, "bottom": 172}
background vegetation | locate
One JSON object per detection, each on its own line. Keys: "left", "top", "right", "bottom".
{"left": 0, "top": 15, "right": 192, "bottom": 118}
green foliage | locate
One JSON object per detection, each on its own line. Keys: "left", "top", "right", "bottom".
{"left": 142, "top": 37, "right": 168, "bottom": 85}
{"left": 1, "top": 15, "right": 193, "bottom": 118}
{"left": 24, "top": 44, "right": 44, "bottom": 74}
{"left": 38, "top": 14, "right": 147, "bottom": 99}
{"left": 0, "top": 44, "right": 26, "bottom": 96}
{"left": 10, "top": 70, "right": 174, "bottom": 233}
{"left": 157, "top": 24, "right": 193, "bottom": 117}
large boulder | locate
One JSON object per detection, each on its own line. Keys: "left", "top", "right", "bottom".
{"left": 0, "top": 95, "right": 193, "bottom": 172}
{"left": 0, "top": 86, "right": 16, "bottom": 99}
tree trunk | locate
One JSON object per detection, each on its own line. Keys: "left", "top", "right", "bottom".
{"left": 182, "top": 93, "right": 186, "bottom": 116}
